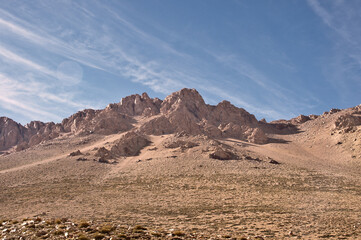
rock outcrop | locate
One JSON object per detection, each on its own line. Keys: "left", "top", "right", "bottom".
{"left": 334, "top": 114, "right": 361, "bottom": 132}
{"left": 106, "top": 92, "right": 162, "bottom": 117}
{"left": 135, "top": 88, "right": 267, "bottom": 142}
{"left": 246, "top": 128, "right": 268, "bottom": 144}
{"left": 163, "top": 139, "right": 199, "bottom": 149}
{"left": 0, "top": 117, "right": 63, "bottom": 151}
{"left": 290, "top": 115, "right": 311, "bottom": 125}
{"left": 110, "top": 132, "right": 150, "bottom": 157}
{"left": 0, "top": 88, "right": 278, "bottom": 152}
{"left": 61, "top": 108, "right": 133, "bottom": 135}
{"left": 0, "top": 117, "right": 24, "bottom": 151}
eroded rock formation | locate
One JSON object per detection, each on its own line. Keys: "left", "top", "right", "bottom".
{"left": 0, "top": 88, "right": 280, "bottom": 152}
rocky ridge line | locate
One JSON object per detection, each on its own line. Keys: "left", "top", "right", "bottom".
{"left": 3, "top": 88, "right": 356, "bottom": 153}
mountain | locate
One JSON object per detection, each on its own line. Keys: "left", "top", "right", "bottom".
{"left": 2, "top": 88, "right": 360, "bottom": 162}
{"left": 1, "top": 88, "right": 361, "bottom": 239}
{"left": 0, "top": 88, "right": 286, "bottom": 152}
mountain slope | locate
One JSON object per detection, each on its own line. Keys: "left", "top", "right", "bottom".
{"left": 0, "top": 88, "right": 274, "bottom": 152}
{"left": 1, "top": 89, "right": 361, "bottom": 239}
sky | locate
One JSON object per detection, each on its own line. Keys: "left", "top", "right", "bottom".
{"left": 1, "top": 0, "right": 361, "bottom": 124}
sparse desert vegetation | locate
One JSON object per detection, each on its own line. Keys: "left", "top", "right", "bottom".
{"left": 1, "top": 89, "right": 361, "bottom": 239}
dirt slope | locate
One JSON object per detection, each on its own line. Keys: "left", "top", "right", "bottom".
{"left": 0, "top": 90, "right": 360, "bottom": 239}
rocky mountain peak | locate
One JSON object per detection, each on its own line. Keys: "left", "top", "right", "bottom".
{"left": 160, "top": 88, "right": 207, "bottom": 117}
{"left": 112, "top": 93, "right": 162, "bottom": 116}
{"left": 0, "top": 88, "right": 293, "bottom": 152}
{"left": 25, "top": 121, "right": 46, "bottom": 131}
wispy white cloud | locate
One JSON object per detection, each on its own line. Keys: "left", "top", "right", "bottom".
{"left": 0, "top": 69, "right": 90, "bottom": 123}
{"left": 0, "top": 6, "right": 190, "bottom": 121}
{"left": 101, "top": 5, "right": 190, "bottom": 59}
{"left": 0, "top": 7, "right": 184, "bottom": 95}
{"left": 307, "top": 0, "right": 361, "bottom": 102}
{"left": 307, "top": 0, "right": 352, "bottom": 43}
{"left": 199, "top": 50, "right": 309, "bottom": 117}
{"left": 0, "top": 10, "right": 106, "bottom": 71}
{"left": 0, "top": 1, "right": 303, "bottom": 122}
{"left": 0, "top": 45, "right": 58, "bottom": 79}
{"left": 0, "top": 13, "right": 49, "bottom": 44}
{"left": 307, "top": 0, "right": 333, "bottom": 29}
{"left": 0, "top": 73, "right": 60, "bottom": 120}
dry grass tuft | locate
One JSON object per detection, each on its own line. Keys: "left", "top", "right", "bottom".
{"left": 54, "top": 230, "right": 64, "bottom": 235}
{"left": 93, "top": 233, "right": 105, "bottom": 240}
{"left": 79, "top": 221, "right": 90, "bottom": 228}
{"left": 78, "top": 234, "right": 90, "bottom": 240}
{"left": 99, "top": 224, "right": 114, "bottom": 234}
{"left": 172, "top": 230, "right": 185, "bottom": 236}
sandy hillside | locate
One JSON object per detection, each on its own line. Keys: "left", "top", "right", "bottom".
{"left": 0, "top": 89, "right": 361, "bottom": 239}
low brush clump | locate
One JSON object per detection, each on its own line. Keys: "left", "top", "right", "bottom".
{"left": 99, "top": 224, "right": 114, "bottom": 234}
{"left": 79, "top": 221, "right": 90, "bottom": 228}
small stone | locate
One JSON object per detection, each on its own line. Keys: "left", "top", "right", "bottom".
{"left": 69, "top": 150, "right": 82, "bottom": 156}
{"left": 269, "top": 159, "right": 280, "bottom": 164}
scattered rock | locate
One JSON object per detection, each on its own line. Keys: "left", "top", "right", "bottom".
{"left": 329, "top": 108, "right": 341, "bottom": 114}
{"left": 290, "top": 115, "right": 311, "bottom": 125}
{"left": 69, "top": 150, "right": 82, "bottom": 156}
{"left": 289, "top": 230, "right": 296, "bottom": 236}
{"left": 209, "top": 147, "right": 238, "bottom": 160}
{"left": 308, "top": 114, "right": 318, "bottom": 120}
{"left": 95, "top": 147, "right": 112, "bottom": 159}
{"left": 245, "top": 155, "right": 260, "bottom": 161}
{"left": 98, "top": 157, "right": 109, "bottom": 164}
{"left": 164, "top": 140, "right": 198, "bottom": 149}
{"left": 269, "top": 159, "right": 280, "bottom": 164}
{"left": 334, "top": 114, "right": 361, "bottom": 132}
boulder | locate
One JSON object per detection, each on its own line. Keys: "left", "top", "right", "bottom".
{"left": 209, "top": 147, "right": 238, "bottom": 160}
{"left": 247, "top": 128, "right": 268, "bottom": 144}
{"left": 69, "top": 150, "right": 82, "bottom": 156}
{"left": 110, "top": 132, "right": 150, "bottom": 157}
{"left": 95, "top": 147, "right": 112, "bottom": 159}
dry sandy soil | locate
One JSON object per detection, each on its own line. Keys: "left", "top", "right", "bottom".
{"left": 1, "top": 112, "right": 361, "bottom": 239}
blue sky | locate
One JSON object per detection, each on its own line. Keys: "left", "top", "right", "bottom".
{"left": 0, "top": 0, "right": 361, "bottom": 124}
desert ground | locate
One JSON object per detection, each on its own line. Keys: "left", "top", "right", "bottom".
{"left": 1, "top": 121, "right": 361, "bottom": 239}
{"left": 0, "top": 90, "right": 361, "bottom": 239}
